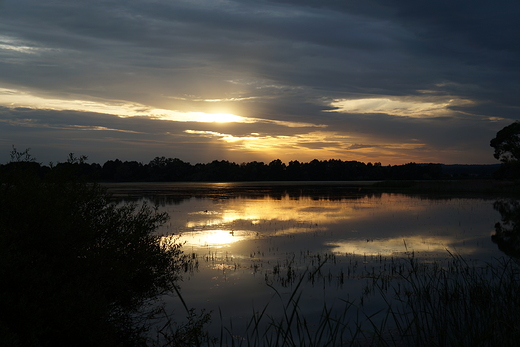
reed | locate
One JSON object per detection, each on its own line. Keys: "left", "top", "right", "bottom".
{"left": 215, "top": 260, "right": 358, "bottom": 347}
{"left": 178, "top": 251, "right": 520, "bottom": 347}
{"left": 375, "top": 252, "right": 520, "bottom": 346}
{"left": 151, "top": 247, "right": 520, "bottom": 346}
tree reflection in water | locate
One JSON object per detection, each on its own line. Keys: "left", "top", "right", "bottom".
{"left": 493, "top": 199, "right": 520, "bottom": 258}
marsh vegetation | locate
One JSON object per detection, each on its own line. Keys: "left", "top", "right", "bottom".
{"left": 0, "top": 157, "right": 202, "bottom": 347}
{"left": 107, "top": 182, "right": 520, "bottom": 346}
{"left": 179, "top": 251, "right": 520, "bottom": 347}
{"left": 2, "top": 152, "right": 519, "bottom": 346}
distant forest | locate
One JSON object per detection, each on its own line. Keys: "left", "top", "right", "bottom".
{"left": 0, "top": 155, "right": 500, "bottom": 182}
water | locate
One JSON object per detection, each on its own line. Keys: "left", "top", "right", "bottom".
{"left": 107, "top": 182, "right": 512, "bottom": 342}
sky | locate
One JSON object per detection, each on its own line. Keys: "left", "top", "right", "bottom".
{"left": 0, "top": 0, "right": 519, "bottom": 165}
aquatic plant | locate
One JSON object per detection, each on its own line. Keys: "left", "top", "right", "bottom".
{"left": 191, "top": 251, "right": 520, "bottom": 347}
{"left": 376, "top": 252, "right": 520, "bottom": 346}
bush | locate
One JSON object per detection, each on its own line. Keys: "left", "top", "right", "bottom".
{"left": 0, "top": 155, "right": 183, "bottom": 347}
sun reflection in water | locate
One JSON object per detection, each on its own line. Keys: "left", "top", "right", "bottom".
{"left": 164, "top": 193, "right": 492, "bottom": 257}
{"left": 182, "top": 229, "right": 250, "bottom": 248}
{"left": 184, "top": 195, "right": 366, "bottom": 231}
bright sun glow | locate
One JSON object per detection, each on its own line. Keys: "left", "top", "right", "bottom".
{"left": 187, "top": 112, "right": 245, "bottom": 123}
{"left": 183, "top": 129, "right": 428, "bottom": 164}
{"left": 0, "top": 87, "right": 251, "bottom": 123}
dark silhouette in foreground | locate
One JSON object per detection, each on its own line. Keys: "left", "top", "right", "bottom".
{"left": 0, "top": 151, "right": 199, "bottom": 347}
{"left": 493, "top": 199, "right": 520, "bottom": 258}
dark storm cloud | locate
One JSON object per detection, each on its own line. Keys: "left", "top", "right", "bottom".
{"left": 0, "top": 0, "right": 518, "bottom": 164}
{"left": 0, "top": 0, "right": 422, "bottom": 99}
{"left": 267, "top": 0, "right": 520, "bottom": 103}
{"left": 2, "top": 1, "right": 518, "bottom": 94}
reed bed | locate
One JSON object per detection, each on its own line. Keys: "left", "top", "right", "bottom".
{"left": 377, "top": 252, "right": 520, "bottom": 346}
{"left": 154, "top": 251, "right": 520, "bottom": 347}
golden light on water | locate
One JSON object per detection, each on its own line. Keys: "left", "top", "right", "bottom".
{"left": 184, "top": 196, "right": 357, "bottom": 228}
{"left": 155, "top": 188, "right": 496, "bottom": 262}
{"left": 325, "top": 236, "right": 481, "bottom": 256}
{"left": 178, "top": 194, "right": 437, "bottom": 250}
{"left": 181, "top": 229, "right": 249, "bottom": 247}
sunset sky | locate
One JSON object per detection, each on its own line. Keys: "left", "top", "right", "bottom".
{"left": 1, "top": 0, "right": 519, "bottom": 165}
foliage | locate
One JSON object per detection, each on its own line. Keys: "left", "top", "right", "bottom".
{"left": 0, "top": 151, "right": 186, "bottom": 347}
{"left": 490, "top": 121, "right": 520, "bottom": 179}
{"left": 1, "top": 155, "right": 448, "bottom": 182}
{"left": 9, "top": 145, "right": 36, "bottom": 163}
{"left": 150, "top": 308, "right": 213, "bottom": 347}
{"left": 490, "top": 121, "right": 520, "bottom": 163}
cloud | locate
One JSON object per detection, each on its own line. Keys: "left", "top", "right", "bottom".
{"left": 328, "top": 96, "right": 474, "bottom": 118}
{"left": 0, "top": 0, "right": 518, "bottom": 165}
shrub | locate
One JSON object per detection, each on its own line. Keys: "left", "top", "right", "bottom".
{"left": 0, "top": 155, "right": 183, "bottom": 347}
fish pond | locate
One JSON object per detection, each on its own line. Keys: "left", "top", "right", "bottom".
{"left": 107, "top": 182, "right": 520, "bottom": 346}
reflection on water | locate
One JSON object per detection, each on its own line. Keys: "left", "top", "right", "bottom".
{"left": 149, "top": 191, "right": 499, "bottom": 258}
{"left": 184, "top": 229, "right": 251, "bottom": 247}
{"left": 108, "top": 182, "right": 514, "bottom": 339}
{"left": 493, "top": 199, "right": 520, "bottom": 258}
{"left": 326, "top": 235, "right": 479, "bottom": 256}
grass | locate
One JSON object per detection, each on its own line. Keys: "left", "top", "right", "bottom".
{"left": 160, "top": 251, "right": 520, "bottom": 347}
{"left": 380, "top": 252, "right": 520, "bottom": 346}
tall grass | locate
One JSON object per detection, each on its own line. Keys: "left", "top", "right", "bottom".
{"left": 378, "top": 252, "right": 520, "bottom": 346}
{"left": 215, "top": 260, "right": 358, "bottom": 347}
{"left": 164, "top": 251, "right": 520, "bottom": 347}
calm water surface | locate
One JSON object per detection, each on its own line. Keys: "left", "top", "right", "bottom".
{"left": 108, "top": 182, "right": 511, "bottom": 339}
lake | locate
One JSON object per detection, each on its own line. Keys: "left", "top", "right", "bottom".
{"left": 106, "top": 182, "right": 516, "bottom": 345}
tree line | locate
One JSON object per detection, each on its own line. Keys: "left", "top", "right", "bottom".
{"left": 0, "top": 155, "right": 450, "bottom": 182}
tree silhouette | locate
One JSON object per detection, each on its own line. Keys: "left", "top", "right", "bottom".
{"left": 268, "top": 159, "right": 286, "bottom": 180}
{"left": 0, "top": 151, "right": 187, "bottom": 346}
{"left": 492, "top": 199, "right": 520, "bottom": 258}
{"left": 490, "top": 121, "right": 520, "bottom": 179}
{"left": 1, "top": 150, "right": 448, "bottom": 182}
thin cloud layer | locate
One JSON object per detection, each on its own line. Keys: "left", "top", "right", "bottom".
{"left": 0, "top": 0, "right": 518, "bottom": 165}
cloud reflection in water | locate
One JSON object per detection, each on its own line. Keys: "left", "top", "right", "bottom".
{"left": 160, "top": 193, "right": 498, "bottom": 258}
{"left": 129, "top": 183, "right": 506, "bottom": 340}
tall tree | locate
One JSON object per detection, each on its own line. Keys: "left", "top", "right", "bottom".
{"left": 490, "top": 121, "right": 520, "bottom": 178}
{"left": 491, "top": 121, "right": 520, "bottom": 163}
